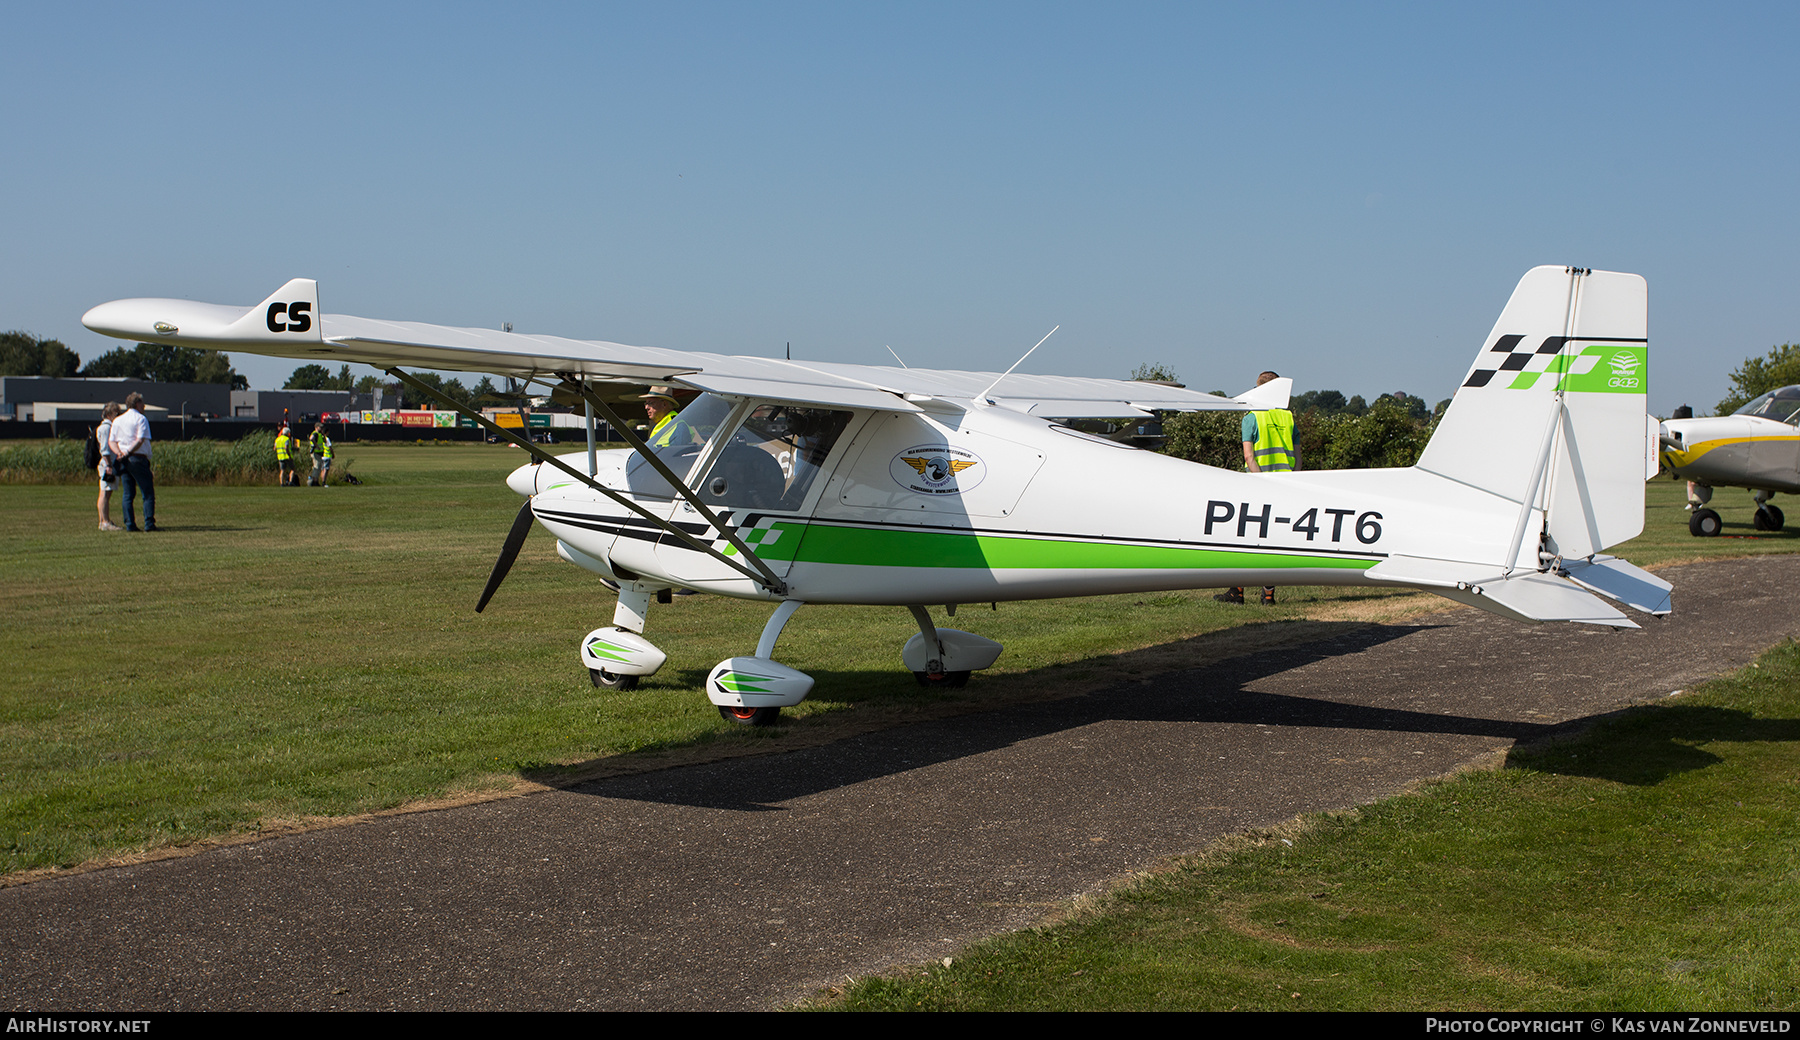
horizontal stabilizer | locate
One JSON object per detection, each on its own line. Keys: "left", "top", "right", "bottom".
{"left": 1438, "top": 572, "right": 1637, "bottom": 628}
{"left": 1561, "top": 555, "right": 1672, "bottom": 616}
{"left": 1233, "top": 376, "right": 1292, "bottom": 410}
{"left": 1366, "top": 554, "right": 1637, "bottom": 628}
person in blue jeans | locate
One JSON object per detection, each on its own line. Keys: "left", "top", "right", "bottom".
{"left": 108, "top": 393, "right": 157, "bottom": 532}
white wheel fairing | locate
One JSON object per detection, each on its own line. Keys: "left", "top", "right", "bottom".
{"left": 705, "top": 657, "right": 813, "bottom": 708}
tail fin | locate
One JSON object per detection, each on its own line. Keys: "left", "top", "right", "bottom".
{"left": 1416, "top": 266, "right": 1652, "bottom": 561}
{"left": 82, "top": 278, "right": 320, "bottom": 352}
{"left": 1366, "top": 267, "right": 1666, "bottom": 627}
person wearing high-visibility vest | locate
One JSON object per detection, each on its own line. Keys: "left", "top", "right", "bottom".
{"left": 1224, "top": 370, "right": 1299, "bottom": 606}
{"left": 309, "top": 424, "right": 333, "bottom": 487}
{"left": 639, "top": 386, "right": 695, "bottom": 449}
{"left": 274, "top": 425, "right": 296, "bottom": 486}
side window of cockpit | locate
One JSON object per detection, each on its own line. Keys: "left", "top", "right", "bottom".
{"left": 699, "top": 405, "right": 852, "bottom": 510}
{"left": 1774, "top": 389, "right": 1800, "bottom": 426}
{"left": 624, "top": 393, "right": 734, "bottom": 499}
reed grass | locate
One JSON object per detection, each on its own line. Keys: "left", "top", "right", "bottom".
{"left": 0, "top": 432, "right": 281, "bottom": 485}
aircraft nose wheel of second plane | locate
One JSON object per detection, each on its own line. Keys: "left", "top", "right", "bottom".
{"left": 1689, "top": 508, "right": 1723, "bottom": 537}
{"left": 589, "top": 668, "right": 640, "bottom": 691}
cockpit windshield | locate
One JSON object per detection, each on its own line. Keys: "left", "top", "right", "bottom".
{"left": 1732, "top": 386, "right": 1800, "bottom": 426}
{"left": 624, "top": 393, "right": 735, "bottom": 499}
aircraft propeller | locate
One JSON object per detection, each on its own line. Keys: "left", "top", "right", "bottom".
{"left": 476, "top": 498, "right": 536, "bottom": 613}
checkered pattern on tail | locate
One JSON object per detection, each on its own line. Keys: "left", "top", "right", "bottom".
{"left": 1460, "top": 334, "right": 1599, "bottom": 389}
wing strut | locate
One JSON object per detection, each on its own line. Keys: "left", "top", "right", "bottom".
{"left": 557, "top": 378, "right": 790, "bottom": 595}
{"left": 385, "top": 367, "right": 786, "bottom": 596}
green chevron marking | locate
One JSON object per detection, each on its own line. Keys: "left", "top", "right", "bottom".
{"left": 714, "top": 671, "right": 776, "bottom": 694}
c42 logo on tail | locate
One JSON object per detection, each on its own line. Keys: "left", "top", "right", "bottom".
{"left": 1461, "top": 337, "right": 1646, "bottom": 394}
{"left": 1607, "top": 350, "right": 1641, "bottom": 388}
{"left": 266, "top": 301, "right": 313, "bottom": 333}
{"left": 891, "top": 444, "right": 985, "bottom": 496}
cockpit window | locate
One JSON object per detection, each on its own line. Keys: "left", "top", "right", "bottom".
{"left": 696, "top": 404, "right": 854, "bottom": 511}
{"left": 1733, "top": 386, "right": 1800, "bottom": 426}
{"left": 624, "top": 393, "right": 735, "bottom": 499}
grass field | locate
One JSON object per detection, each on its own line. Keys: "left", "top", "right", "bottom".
{"left": 1, "top": 445, "right": 1792, "bottom": 889}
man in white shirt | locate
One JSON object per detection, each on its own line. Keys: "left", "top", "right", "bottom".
{"left": 108, "top": 392, "right": 156, "bottom": 532}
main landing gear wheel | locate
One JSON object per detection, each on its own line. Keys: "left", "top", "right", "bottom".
{"left": 1689, "top": 508, "right": 1723, "bottom": 537}
{"left": 913, "top": 671, "right": 971, "bottom": 688}
{"left": 589, "top": 668, "right": 640, "bottom": 691}
{"left": 718, "top": 704, "right": 782, "bottom": 726}
{"left": 1754, "top": 505, "right": 1786, "bottom": 532}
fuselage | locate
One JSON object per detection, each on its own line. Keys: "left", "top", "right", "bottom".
{"left": 1661, "top": 414, "right": 1800, "bottom": 494}
{"left": 515, "top": 395, "right": 1528, "bottom": 605}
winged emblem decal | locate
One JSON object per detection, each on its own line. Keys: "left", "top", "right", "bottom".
{"left": 891, "top": 445, "right": 986, "bottom": 495}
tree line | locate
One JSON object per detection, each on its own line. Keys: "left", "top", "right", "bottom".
{"left": 281, "top": 363, "right": 504, "bottom": 409}
{"left": 1715, "top": 343, "right": 1800, "bottom": 415}
{"left": 0, "top": 333, "right": 503, "bottom": 411}
{"left": 1, "top": 331, "right": 247, "bottom": 388}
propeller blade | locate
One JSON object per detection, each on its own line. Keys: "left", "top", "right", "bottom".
{"left": 476, "top": 499, "right": 536, "bottom": 613}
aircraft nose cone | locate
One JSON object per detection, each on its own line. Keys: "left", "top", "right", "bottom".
{"left": 506, "top": 461, "right": 539, "bottom": 497}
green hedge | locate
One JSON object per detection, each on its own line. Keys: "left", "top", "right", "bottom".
{"left": 0, "top": 432, "right": 283, "bottom": 485}
{"left": 1160, "top": 399, "right": 1438, "bottom": 470}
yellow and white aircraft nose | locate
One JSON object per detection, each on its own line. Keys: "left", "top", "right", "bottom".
{"left": 506, "top": 460, "right": 540, "bottom": 497}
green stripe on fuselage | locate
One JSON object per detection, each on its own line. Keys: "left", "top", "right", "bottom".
{"left": 784, "top": 522, "right": 1373, "bottom": 571}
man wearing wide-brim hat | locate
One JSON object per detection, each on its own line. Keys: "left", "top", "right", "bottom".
{"left": 636, "top": 385, "right": 694, "bottom": 448}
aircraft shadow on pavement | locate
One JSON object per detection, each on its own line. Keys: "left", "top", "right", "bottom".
{"left": 574, "top": 620, "right": 1579, "bottom": 812}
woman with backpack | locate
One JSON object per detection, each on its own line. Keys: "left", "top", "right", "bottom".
{"left": 91, "top": 401, "right": 124, "bottom": 530}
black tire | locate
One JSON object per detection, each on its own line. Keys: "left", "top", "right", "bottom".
{"left": 1690, "top": 508, "right": 1723, "bottom": 537}
{"left": 1754, "top": 505, "right": 1785, "bottom": 532}
{"left": 589, "top": 668, "right": 640, "bottom": 691}
{"left": 912, "top": 670, "right": 971, "bottom": 688}
{"left": 718, "top": 704, "right": 782, "bottom": 726}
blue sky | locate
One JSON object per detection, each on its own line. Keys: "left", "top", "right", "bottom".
{"left": 3, "top": 2, "right": 1794, "bottom": 413}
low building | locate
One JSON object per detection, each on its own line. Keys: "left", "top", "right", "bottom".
{"left": 229, "top": 389, "right": 355, "bottom": 422}
{"left": 0, "top": 376, "right": 230, "bottom": 420}
{"left": 25, "top": 402, "right": 169, "bottom": 422}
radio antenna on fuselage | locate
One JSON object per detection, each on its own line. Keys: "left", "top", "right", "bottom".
{"left": 977, "top": 325, "right": 1059, "bottom": 404}
{"left": 885, "top": 345, "right": 909, "bottom": 368}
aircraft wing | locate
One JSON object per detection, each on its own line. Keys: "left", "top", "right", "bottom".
{"left": 82, "top": 278, "right": 1279, "bottom": 416}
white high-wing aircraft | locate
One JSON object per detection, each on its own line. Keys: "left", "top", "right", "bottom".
{"left": 84, "top": 265, "right": 1671, "bottom": 725}
{"left": 1660, "top": 387, "right": 1800, "bottom": 536}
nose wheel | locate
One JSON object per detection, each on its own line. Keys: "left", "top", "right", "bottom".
{"left": 589, "top": 668, "right": 640, "bottom": 690}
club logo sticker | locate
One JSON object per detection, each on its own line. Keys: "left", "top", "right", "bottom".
{"left": 891, "top": 444, "right": 985, "bottom": 496}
